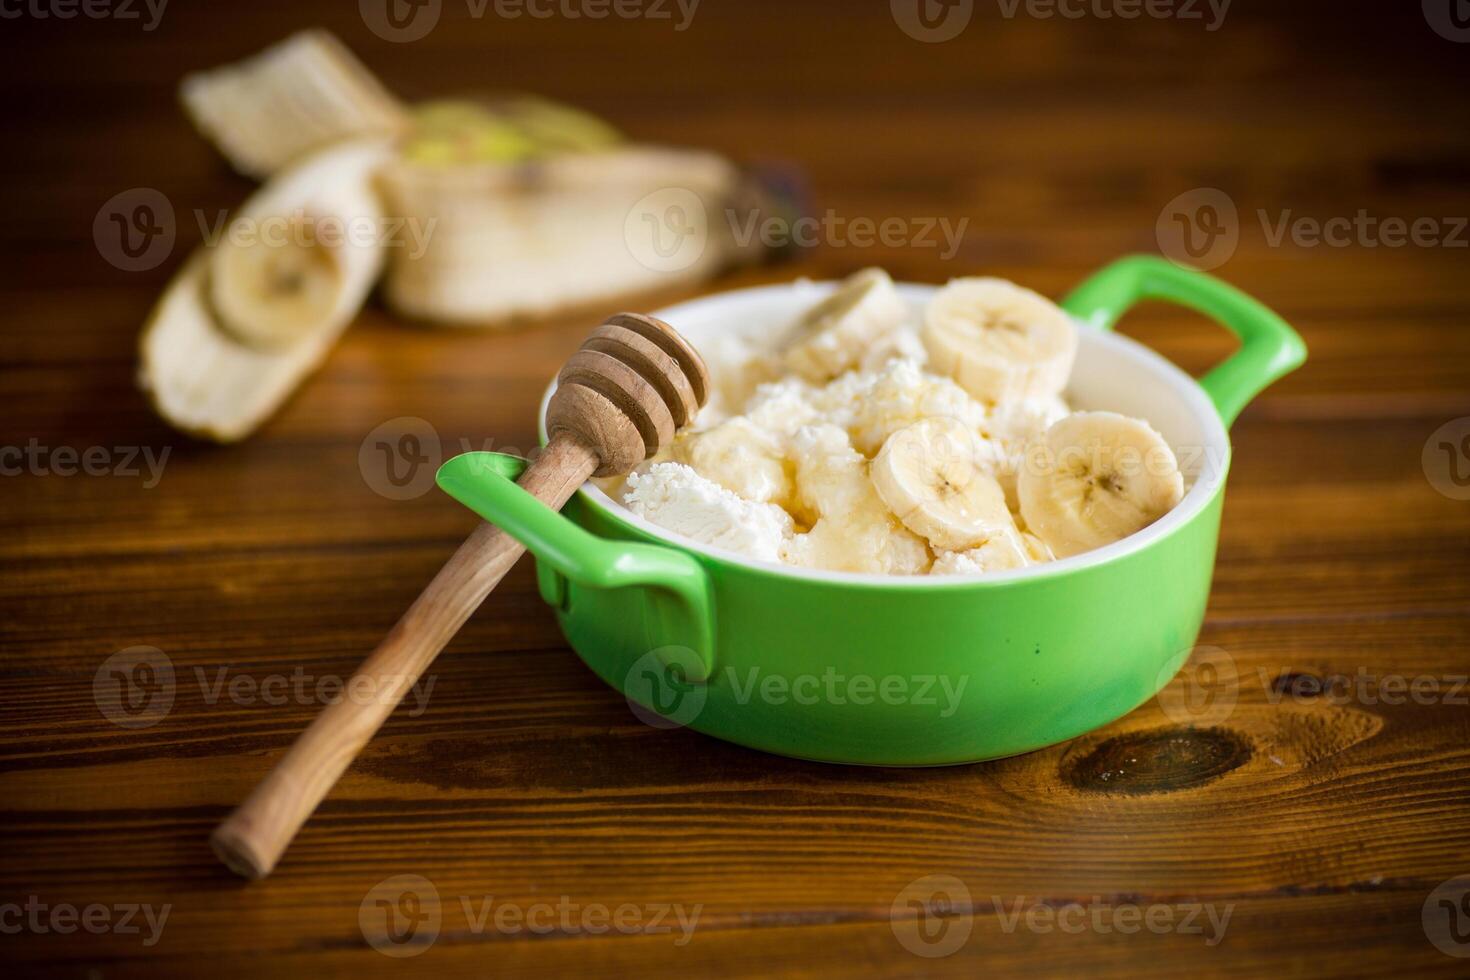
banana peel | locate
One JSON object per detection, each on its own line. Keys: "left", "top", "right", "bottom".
{"left": 181, "top": 29, "right": 409, "bottom": 180}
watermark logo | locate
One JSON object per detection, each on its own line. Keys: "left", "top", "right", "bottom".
{"left": 1158, "top": 188, "right": 1467, "bottom": 270}
{"left": 0, "top": 0, "right": 168, "bottom": 30}
{"left": 360, "top": 874, "right": 442, "bottom": 957}
{"left": 363, "top": 0, "right": 698, "bottom": 41}
{"left": 94, "top": 188, "right": 175, "bottom": 272}
{"left": 891, "top": 0, "right": 974, "bottom": 43}
{"left": 361, "top": 0, "right": 443, "bottom": 41}
{"left": 1156, "top": 187, "right": 1239, "bottom": 271}
{"left": 1424, "top": 875, "right": 1470, "bottom": 957}
{"left": 359, "top": 876, "right": 700, "bottom": 953}
{"left": 0, "top": 440, "right": 170, "bottom": 487}
{"left": 994, "top": 895, "right": 1232, "bottom": 945}
{"left": 624, "top": 647, "right": 708, "bottom": 730}
{"left": 360, "top": 417, "right": 444, "bottom": 501}
{"left": 1155, "top": 645, "right": 1238, "bottom": 726}
{"left": 729, "top": 209, "right": 968, "bottom": 262}
{"left": 93, "top": 646, "right": 175, "bottom": 729}
{"left": 0, "top": 897, "right": 170, "bottom": 946}
{"left": 1423, "top": 417, "right": 1470, "bottom": 501}
{"left": 94, "top": 649, "right": 439, "bottom": 728}
{"left": 1424, "top": 0, "right": 1470, "bottom": 42}
{"left": 890, "top": 874, "right": 973, "bottom": 957}
{"left": 625, "top": 187, "right": 710, "bottom": 274}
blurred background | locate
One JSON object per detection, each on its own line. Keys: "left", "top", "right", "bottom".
{"left": 4, "top": 1, "right": 1467, "bottom": 451}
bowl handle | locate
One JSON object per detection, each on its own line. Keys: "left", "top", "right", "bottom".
{"left": 1061, "top": 255, "right": 1307, "bottom": 427}
{"left": 435, "top": 452, "right": 716, "bottom": 681}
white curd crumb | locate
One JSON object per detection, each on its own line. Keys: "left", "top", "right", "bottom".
{"left": 624, "top": 462, "right": 793, "bottom": 563}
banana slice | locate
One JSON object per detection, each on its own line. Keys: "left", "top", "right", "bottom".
{"left": 139, "top": 252, "right": 346, "bottom": 442}
{"left": 672, "top": 416, "right": 792, "bottom": 506}
{"left": 208, "top": 140, "right": 392, "bottom": 348}
{"left": 1018, "top": 411, "right": 1185, "bottom": 558}
{"left": 871, "top": 417, "right": 1013, "bottom": 551}
{"left": 785, "top": 425, "right": 931, "bottom": 575}
{"left": 776, "top": 268, "right": 910, "bottom": 382}
{"left": 181, "top": 30, "right": 408, "bottom": 179}
{"left": 378, "top": 145, "right": 772, "bottom": 327}
{"left": 922, "top": 278, "right": 1078, "bottom": 403}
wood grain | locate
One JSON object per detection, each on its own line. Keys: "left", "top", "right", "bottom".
{"left": 2, "top": 1, "right": 1469, "bottom": 976}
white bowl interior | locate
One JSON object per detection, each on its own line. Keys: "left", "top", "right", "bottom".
{"left": 540, "top": 280, "right": 1232, "bottom": 585}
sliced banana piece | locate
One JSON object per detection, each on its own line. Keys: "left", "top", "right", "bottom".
{"left": 181, "top": 30, "right": 408, "bottom": 179}
{"left": 1018, "top": 411, "right": 1185, "bottom": 558}
{"left": 672, "top": 416, "right": 792, "bottom": 506}
{"left": 922, "top": 278, "right": 1078, "bottom": 403}
{"left": 871, "top": 417, "right": 1013, "bottom": 551}
{"left": 776, "top": 268, "right": 910, "bottom": 382}
{"left": 785, "top": 425, "right": 931, "bottom": 575}
{"left": 379, "top": 145, "right": 771, "bottom": 327}
{"left": 208, "top": 140, "right": 392, "bottom": 349}
{"left": 139, "top": 251, "right": 345, "bottom": 442}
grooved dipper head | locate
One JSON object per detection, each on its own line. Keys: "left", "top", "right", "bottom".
{"left": 546, "top": 312, "right": 711, "bottom": 477}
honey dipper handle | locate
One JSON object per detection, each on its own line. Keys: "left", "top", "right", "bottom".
{"left": 211, "top": 434, "right": 600, "bottom": 880}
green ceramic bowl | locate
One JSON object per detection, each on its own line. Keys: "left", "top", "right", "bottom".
{"left": 436, "top": 256, "right": 1305, "bottom": 765}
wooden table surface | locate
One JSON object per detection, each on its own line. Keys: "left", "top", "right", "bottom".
{"left": 4, "top": 2, "right": 1469, "bottom": 976}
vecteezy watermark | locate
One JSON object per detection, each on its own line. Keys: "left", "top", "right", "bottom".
{"left": 94, "top": 646, "right": 176, "bottom": 729}
{"left": 891, "top": 0, "right": 1229, "bottom": 42}
{"left": 359, "top": 874, "right": 701, "bottom": 956}
{"left": 890, "top": 0, "right": 975, "bottom": 43}
{"left": 1156, "top": 644, "right": 1470, "bottom": 726}
{"left": 94, "top": 188, "right": 175, "bottom": 272}
{"left": 360, "top": 417, "right": 445, "bottom": 501}
{"left": 624, "top": 188, "right": 969, "bottom": 272}
{"left": 95, "top": 187, "right": 437, "bottom": 273}
{"left": 93, "top": 647, "right": 438, "bottom": 728}
{"left": 0, "top": 440, "right": 170, "bottom": 488}
{"left": 889, "top": 875, "right": 1233, "bottom": 957}
{"left": 195, "top": 208, "right": 437, "bottom": 261}
{"left": 1157, "top": 187, "right": 1469, "bottom": 270}
{"left": 0, "top": 897, "right": 171, "bottom": 947}
{"left": 992, "top": 895, "right": 1233, "bottom": 946}
{"left": 360, "top": 0, "right": 699, "bottom": 43}
{"left": 357, "top": 419, "right": 543, "bottom": 500}
{"left": 624, "top": 648, "right": 970, "bottom": 730}
{"left": 0, "top": 0, "right": 168, "bottom": 31}
{"left": 1423, "top": 0, "right": 1470, "bottom": 43}
{"left": 1424, "top": 875, "right": 1470, "bottom": 958}
{"left": 994, "top": 0, "right": 1230, "bottom": 30}
{"left": 1424, "top": 417, "right": 1470, "bottom": 501}
{"left": 1155, "top": 188, "right": 1240, "bottom": 271}
{"left": 624, "top": 647, "right": 709, "bottom": 730}
{"left": 1266, "top": 668, "right": 1468, "bottom": 708}
{"left": 890, "top": 875, "right": 974, "bottom": 958}
{"left": 1155, "top": 645, "right": 1238, "bottom": 726}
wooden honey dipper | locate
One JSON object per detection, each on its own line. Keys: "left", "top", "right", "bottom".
{"left": 211, "top": 313, "right": 709, "bottom": 880}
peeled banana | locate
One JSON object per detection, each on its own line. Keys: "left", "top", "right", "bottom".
{"left": 208, "top": 139, "right": 393, "bottom": 348}
{"left": 378, "top": 144, "right": 773, "bottom": 327}
{"left": 138, "top": 252, "right": 346, "bottom": 442}
{"left": 922, "top": 278, "right": 1078, "bottom": 404}
{"left": 181, "top": 30, "right": 408, "bottom": 179}
{"left": 1018, "top": 411, "right": 1185, "bottom": 558}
